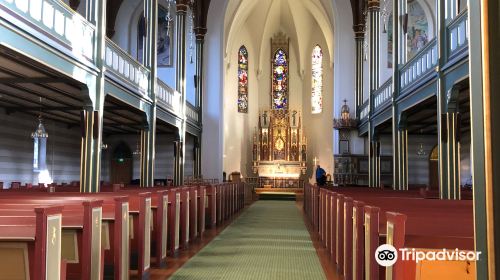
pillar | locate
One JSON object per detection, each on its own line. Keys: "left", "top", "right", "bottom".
{"left": 354, "top": 24, "right": 364, "bottom": 112}
{"left": 369, "top": 136, "right": 381, "bottom": 188}
{"left": 80, "top": 0, "right": 106, "bottom": 193}
{"left": 173, "top": 138, "right": 183, "bottom": 186}
{"left": 391, "top": 0, "right": 402, "bottom": 190}
{"left": 395, "top": 116, "right": 408, "bottom": 190}
{"left": 139, "top": 0, "right": 158, "bottom": 187}
{"left": 194, "top": 26, "right": 206, "bottom": 178}
{"left": 175, "top": 0, "right": 189, "bottom": 186}
{"left": 367, "top": 0, "right": 380, "bottom": 188}
{"left": 469, "top": 0, "right": 500, "bottom": 277}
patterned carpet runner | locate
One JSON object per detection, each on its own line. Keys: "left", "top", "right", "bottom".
{"left": 170, "top": 201, "right": 326, "bottom": 279}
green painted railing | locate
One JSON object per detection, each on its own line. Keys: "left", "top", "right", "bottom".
{"left": 104, "top": 38, "right": 149, "bottom": 95}
{"left": 186, "top": 102, "right": 199, "bottom": 123}
{"left": 156, "top": 78, "right": 182, "bottom": 115}
{"left": 0, "top": 0, "right": 95, "bottom": 60}
{"left": 447, "top": 10, "right": 468, "bottom": 59}
{"left": 374, "top": 78, "right": 392, "bottom": 110}
{"left": 400, "top": 38, "right": 438, "bottom": 90}
{"left": 359, "top": 100, "right": 370, "bottom": 122}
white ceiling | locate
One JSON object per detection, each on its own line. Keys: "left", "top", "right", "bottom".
{"left": 223, "top": 0, "right": 334, "bottom": 75}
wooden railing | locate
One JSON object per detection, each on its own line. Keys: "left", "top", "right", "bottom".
{"left": 447, "top": 10, "right": 468, "bottom": 59}
{"left": 0, "top": 0, "right": 95, "bottom": 60}
{"left": 186, "top": 102, "right": 199, "bottom": 123}
{"left": 359, "top": 100, "right": 370, "bottom": 122}
{"left": 156, "top": 79, "right": 181, "bottom": 115}
{"left": 373, "top": 78, "right": 392, "bottom": 110}
{"left": 399, "top": 38, "right": 438, "bottom": 90}
{"left": 105, "top": 38, "right": 149, "bottom": 95}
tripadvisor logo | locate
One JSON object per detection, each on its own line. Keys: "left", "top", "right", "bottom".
{"left": 375, "top": 244, "right": 482, "bottom": 267}
{"left": 375, "top": 244, "right": 398, "bottom": 267}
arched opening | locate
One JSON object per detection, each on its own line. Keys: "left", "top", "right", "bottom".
{"left": 110, "top": 141, "right": 133, "bottom": 184}
{"left": 429, "top": 144, "right": 439, "bottom": 190}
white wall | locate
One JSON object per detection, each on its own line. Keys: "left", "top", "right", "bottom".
{"left": 112, "top": 0, "right": 196, "bottom": 104}
{"left": 0, "top": 109, "right": 80, "bottom": 187}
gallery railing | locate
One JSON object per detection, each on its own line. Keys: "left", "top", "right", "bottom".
{"left": 373, "top": 78, "right": 393, "bottom": 110}
{"left": 359, "top": 100, "right": 370, "bottom": 122}
{"left": 0, "top": 0, "right": 95, "bottom": 61}
{"left": 399, "top": 38, "right": 438, "bottom": 91}
{"left": 186, "top": 102, "right": 199, "bottom": 124}
{"left": 447, "top": 10, "right": 469, "bottom": 60}
{"left": 156, "top": 78, "right": 182, "bottom": 115}
{"left": 105, "top": 38, "right": 149, "bottom": 96}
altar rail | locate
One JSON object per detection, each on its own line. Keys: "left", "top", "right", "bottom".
{"left": 258, "top": 177, "right": 304, "bottom": 189}
{"left": 1, "top": 0, "right": 95, "bottom": 61}
{"left": 400, "top": 38, "right": 438, "bottom": 90}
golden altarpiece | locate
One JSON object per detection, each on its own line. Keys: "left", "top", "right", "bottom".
{"left": 251, "top": 32, "right": 307, "bottom": 188}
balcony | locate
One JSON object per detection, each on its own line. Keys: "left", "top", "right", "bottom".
{"left": 447, "top": 10, "right": 468, "bottom": 61}
{"left": 186, "top": 102, "right": 199, "bottom": 124}
{"left": 373, "top": 78, "right": 392, "bottom": 111}
{"left": 105, "top": 38, "right": 150, "bottom": 96}
{"left": 400, "top": 38, "right": 438, "bottom": 91}
{"left": 156, "top": 78, "right": 182, "bottom": 116}
{"left": 1, "top": 0, "right": 95, "bottom": 62}
{"left": 359, "top": 101, "right": 369, "bottom": 123}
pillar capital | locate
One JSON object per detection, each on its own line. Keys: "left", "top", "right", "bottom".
{"left": 176, "top": 0, "right": 190, "bottom": 12}
{"left": 368, "top": 0, "right": 380, "bottom": 10}
{"left": 194, "top": 27, "right": 207, "bottom": 41}
{"left": 353, "top": 24, "right": 365, "bottom": 40}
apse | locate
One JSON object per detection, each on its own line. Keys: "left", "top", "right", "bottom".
{"left": 221, "top": 0, "right": 335, "bottom": 181}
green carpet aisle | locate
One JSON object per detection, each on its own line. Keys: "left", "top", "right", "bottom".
{"left": 170, "top": 201, "right": 326, "bottom": 280}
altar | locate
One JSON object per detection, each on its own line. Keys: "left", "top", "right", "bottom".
{"left": 251, "top": 32, "right": 308, "bottom": 188}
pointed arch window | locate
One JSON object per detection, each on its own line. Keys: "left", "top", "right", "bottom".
{"left": 311, "top": 45, "right": 323, "bottom": 114}
{"left": 237, "top": 46, "right": 249, "bottom": 113}
{"left": 272, "top": 49, "right": 289, "bottom": 109}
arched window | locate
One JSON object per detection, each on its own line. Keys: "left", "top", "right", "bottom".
{"left": 272, "top": 49, "right": 288, "bottom": 109}
{"left": 238, "top": 46, "right": 249, "bottom": 113}
{"left": 311, "top": 45, "right": 323, "bottom": 114}
{"left": 407, "top": 0, "right": 429, "bottom": 59}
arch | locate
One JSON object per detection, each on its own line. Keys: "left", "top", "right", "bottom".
{"left": 311, "top": 44, "right": 323, "bottom": 114}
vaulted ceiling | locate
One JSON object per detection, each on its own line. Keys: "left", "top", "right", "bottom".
{"left": 223, "top": 0, "right": 335, "bottom": 77}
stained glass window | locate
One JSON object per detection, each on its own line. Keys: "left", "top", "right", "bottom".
{"left": 311, "top": 45, "right": 323, "bottom": 114}
{"left": 238, "top": 46, "right": 249, "bottom": 113}
{"left": 272, "top": 49, "right": 288, "bottom": 110}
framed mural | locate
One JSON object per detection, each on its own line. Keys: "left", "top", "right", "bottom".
{"left": 407, "top": 0, "right": 429, "bottom": 59}
{"left": 137, "top": 5, "right": 174, "bottom": 67}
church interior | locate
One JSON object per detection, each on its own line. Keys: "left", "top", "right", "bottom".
{"left": 0, "top": 0, "right": 498, "bottom": 279}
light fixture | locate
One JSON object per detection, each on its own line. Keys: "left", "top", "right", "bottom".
{"left": 31, "top": 97, "right": 48, "bottom": 139}
{"left": 133, "top": 133, "right": 141, "bottom": 155}
{"left": 101, "top": 143, "right": 108, "bottom": 150}
{"left": 363, "top": 8, "right": 369, "bottom": 61}
{"left": 188, "top": 0, "right": 195, "bottom": 64}
{"left": 416, "top": 129, "right": 427, "bottom": 157}
{"left": 381, "top": 0, "right": 390, "bottom": 33}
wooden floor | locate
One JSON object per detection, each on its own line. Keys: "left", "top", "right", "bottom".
{"left": 136, "top": 200, "right": 340, "bottom": 280}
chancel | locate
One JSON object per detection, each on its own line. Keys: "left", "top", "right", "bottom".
{"left": 0, "top": 0, "right": 499, "bottom": 279}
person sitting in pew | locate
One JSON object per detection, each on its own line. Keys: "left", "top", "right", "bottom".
{"left": 316, "top": 165, "right": 327, "bottom": 186}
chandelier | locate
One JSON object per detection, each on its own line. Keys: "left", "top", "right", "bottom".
{"left": 31, "top": 115, "right": 49, "bottom": 139}
{"left": 31, "top": 97, "right": 48, "bottom": 139}
{"left": 416, "top": 129, "right": 427, "bottom": 157}
{"left": 381, "top": 0, "right": 390, "bottom": 33}
{"left": 133, "top": 133, "right": 141, "bottom": 155}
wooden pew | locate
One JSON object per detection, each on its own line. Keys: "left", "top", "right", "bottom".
{"left": 0, "top": 199, "right": 103, "bottom": 280}
{"left": 0, "top": 205, "right": 64, "bottom": 280}
{"left": 0, "top": 193, "right": 130, "bottom": 280}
